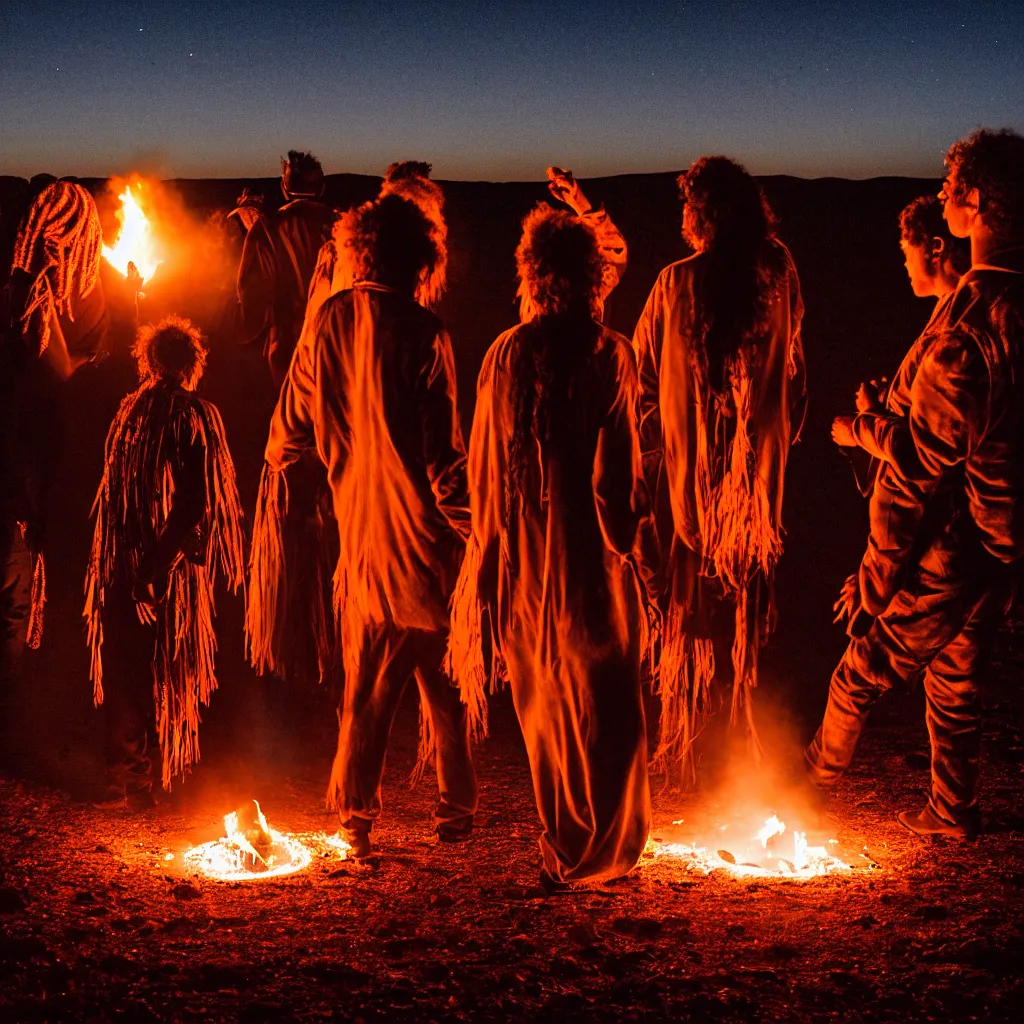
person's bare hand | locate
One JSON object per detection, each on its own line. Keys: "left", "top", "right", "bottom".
{"left": 546, "top": 166, "right": 590, "bottom": 215}
{"left": 855, "top": 379, "right": 886, "bottom": 413}
{"left": 833, "top": 573, "right": 859, "bottom": 625}
{"left": 832, "top": 415, "right": 857, "bottom": 447}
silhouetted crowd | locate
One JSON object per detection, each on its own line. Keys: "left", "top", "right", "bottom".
{"left": 2, "top": 128, "right": 1023, "bottom": 888}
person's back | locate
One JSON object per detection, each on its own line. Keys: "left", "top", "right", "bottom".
{"left": 295, "top": 282, "right": 467, "bottom": 629}
{"left": 235, "top": 151, "right": 334, "bottom": 384}
{"left": 479, "top": 315, "right": 646, "bottom": 650}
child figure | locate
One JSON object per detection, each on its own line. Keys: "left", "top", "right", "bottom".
{"left": 85, "top": 316, "right": 244, "bottom": 804}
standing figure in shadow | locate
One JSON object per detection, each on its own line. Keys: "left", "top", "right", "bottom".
{"left": 633, "top": 157, "right": 806, "bottom": 786}
{"left": 449, "top": 204, "right": 659, "bottom": 889}
{"left": 259, "top": 191, "right": 477, "bottom": 858}
{"left": 237, "top": 152, "right": 339, "bottom": 699}
{"left": 85, "top": 317, "right": 245, "bottom": 805}
{"left": 1, "top": 182, "right": 109, "bottom": 767}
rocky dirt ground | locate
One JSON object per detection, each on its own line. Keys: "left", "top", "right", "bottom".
{"left": 3, "top": 652, "right": 1024, "bottom": 1024}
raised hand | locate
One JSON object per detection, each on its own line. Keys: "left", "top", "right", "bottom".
{"left": 831, "top": 415, "right": 857, "bottom": 447}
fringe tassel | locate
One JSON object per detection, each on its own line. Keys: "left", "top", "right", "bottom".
{"left": 410, "top": 705, "right": 437, "bottom": 788}
{"left": 25, "top": 551, "right": 46, "bottom": 650}
{"left": 652, "top": 600, "right": 716, "bottom": 788}
{"left": 443, "top": 537, "right": 490, "bottom": 743}
{"left": 245, "top": 464, "right": 289, "bottom": 676}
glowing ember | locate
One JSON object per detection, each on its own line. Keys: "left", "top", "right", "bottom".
{"left": 102, "top": 185, "right": 162, "bottom": 283}
{"left": 182, "top": 800, "right": 349, "bottom": 881}
{"left": 652, "top": 815, "right": 851, "bottom": 879}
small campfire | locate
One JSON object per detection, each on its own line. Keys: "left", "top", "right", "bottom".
{"left": 102, "top": 183, "right": 162, "bottom": 285}
{"left": 651, "top": 813, "right": 852, "bottom": 879}
{"left": 182, "top": 800, "right": 350, "bottom": 882}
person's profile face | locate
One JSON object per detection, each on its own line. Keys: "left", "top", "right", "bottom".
{"left": 939, "top": 170, "right": 973, "bottom": 239}
{"left": 900, "top": 239, "right": 939, "bottom": 297}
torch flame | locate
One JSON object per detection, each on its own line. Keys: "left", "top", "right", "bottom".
{"left": 102, "top": 185, "right": 161, "bottom": 284}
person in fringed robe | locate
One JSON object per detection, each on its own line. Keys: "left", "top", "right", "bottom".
{"left": 85, "top": 317, "right": 244, "bottom": 804}
{"left": 255, "top": 191, "right": 477, "bottom": 857}
{"left": 1, "top": 182, "right": 109, "bottom": 763}
{"left": 830, "top": 196, "right": 969, "bottom": 491}
{"left": 448, "top": 204, "right": 660, "bottom": 888}
{"left": 806, "top": 129, "right": 1024, "bottom": 838}
{"left": 633, "top": 157, "right": 806, "bottom": 786}
{"left": 236, "top": 151, "right": 338, "bottom": 694}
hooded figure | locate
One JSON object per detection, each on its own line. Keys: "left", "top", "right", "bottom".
{"left": 632, "top": 156, "right": 806, "bottom": 786}
{"left": 85, "top": 317, "right": 244, "bottom": 800}
{"left": 235, "top": 150, "right": 336, "bottom": 385}
{"left": 448, "top": 204, "right": 659, "bottom": 888}
{"left": 256, "top": 191, "right": 477, "bottom": 857}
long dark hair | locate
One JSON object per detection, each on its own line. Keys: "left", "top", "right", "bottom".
{"left": 679, "top": 156, "right": 787, "bottom": 390}
{"left": 506, "top": 205, "right": 603, "bottom": 521}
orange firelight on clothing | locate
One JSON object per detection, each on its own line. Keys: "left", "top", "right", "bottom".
{"left": 102, "top": 185, "right": 162, "bottom": 283}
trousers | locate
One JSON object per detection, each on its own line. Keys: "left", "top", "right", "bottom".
{"left": 329, "top": 621, "right": 477, "bottom": 835}
{"left": 805, "top": 549, "right": 1007, "bottom": 824}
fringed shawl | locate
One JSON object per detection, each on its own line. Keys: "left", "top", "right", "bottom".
{"left": 84, "top": 382, "right": 245, "bottom": 789}
{"left": 637, "top": 248, "right": 805, "bottom": 783}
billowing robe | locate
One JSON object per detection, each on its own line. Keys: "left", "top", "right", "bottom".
{"left": 806, "top": 253, "right": 1024, "bottom": 825}
{"left": 453, "top": 316, "right": 656, "bottom": 884}
{"left": 633, "top": 242, "right": 805, "bottom": 780}
{"left": 260, "top": 281, "right": 476, "bottom": 832}
{"left": 85, "top": 380, "right": 245, "bottom": 789}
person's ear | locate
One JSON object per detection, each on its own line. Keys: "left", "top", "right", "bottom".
{"left": 965, "top": 187, "right": 981, "bottom": 213}
{"left": 930, "top": 237, "right": 946, "bottom": 260}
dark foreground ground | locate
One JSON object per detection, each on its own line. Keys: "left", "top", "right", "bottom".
{"left": 2, "top": 626, "right": 1024, "bottom": 1024}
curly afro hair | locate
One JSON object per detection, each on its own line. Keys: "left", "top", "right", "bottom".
{"left": 944, "top": 128, "right": 1024, "bottom": 238}
{"left": 133, "top": 315, "right": 208, "bottom": 389}
{"left": 515, "top": 203, "right": 604, "bottom": 321}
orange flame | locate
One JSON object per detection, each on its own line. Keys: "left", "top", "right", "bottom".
{"left": 102, "top": 185, "right": 162, "bottom": 284}
{"left": 651, "top": 814, "right": 851, "bottom": 879}
{"left": 182, "top": 800, "right": 350, "bottom": 882}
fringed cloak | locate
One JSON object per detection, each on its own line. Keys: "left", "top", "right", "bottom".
{"left": 450, "top": 318, "right": 658, "bottom": 883}
{"left": 85, "top": 381, "right": 245, "bottom": 789}
{"left": 633, "top": 242, "right": 806, "bottom": 783}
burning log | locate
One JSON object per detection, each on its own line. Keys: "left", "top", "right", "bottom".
{"left": 102, "top": 184, "right": 162, "bottom": 289}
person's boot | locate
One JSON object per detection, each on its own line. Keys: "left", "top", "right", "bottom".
{"left": 339, "top": 824, "right": 373, "bottom": 860}
{"left": 897, "top": 803, "right": 980, "bottom": 840}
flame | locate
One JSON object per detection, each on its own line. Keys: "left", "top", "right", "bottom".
{"left": 182, "top": 799, "right": 350, "bottom": 882}
{"left": 102, "top": 185, "right": 162, "bottom": 283}
{"left": 652, "top": 814, "right": 851, "bottom": 879}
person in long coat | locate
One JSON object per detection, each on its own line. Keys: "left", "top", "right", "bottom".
{"left": 449, "top": 204, "right": 659, "bottom": 887}
{"left": 632, "top": 156, "right": 806, "bottom": 785}
{"left": 258, "top": 192, "right": 477, "bottom": 857}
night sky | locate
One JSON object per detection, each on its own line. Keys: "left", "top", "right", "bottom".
{"left": 2, "top": 0, "right": 1022, "bottom": 181}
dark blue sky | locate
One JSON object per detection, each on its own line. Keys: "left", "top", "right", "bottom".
{"left": 2, "top": 0, "right": 1021, "bottom": 180}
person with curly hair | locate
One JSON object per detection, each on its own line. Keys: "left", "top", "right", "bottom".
{"left": 85, "top": 316, "right": 244, "bottom": 807}
{"left": 448, "top": 204, "right": 659, "bottom": 888}
{"left": 633, "top": 156, "right": 806, "bottom": 787}
{"left": 831, "top": 195, "right": 970, "bottom": 490}
{"left": 1, "top": 182, "right": 110, "bottom": 766}
{"left": 806, "top": 128, "right": 1024, "bottom": 838}
{"left": 256, "top": 192, "right": 476, "bottom": 857}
